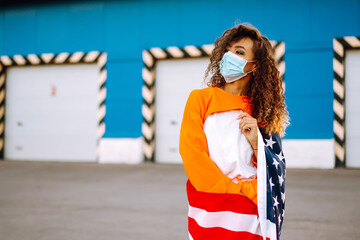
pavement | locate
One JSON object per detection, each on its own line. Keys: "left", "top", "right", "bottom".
{"left": 0, "top": 160, "right": 359, "bottom": 240}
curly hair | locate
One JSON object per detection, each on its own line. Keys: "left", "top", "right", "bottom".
{"left": 204, "top": 23, "right": 290, "bottom": 137}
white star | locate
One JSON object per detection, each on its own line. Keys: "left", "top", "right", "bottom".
{"left": 273, "top": 158, "right": 279, "bottom": 169}
{"left": 281, "top": 191, "right": 285, "bottom": 203}
{"left": 269, "top": 177, "right": 275, "bottom": 188}
{"left": 273, "top": 196, "right": 279, "bottom": 208}
{"left": 276, "top": 151, "right": 285, "bottom": 162}
{"left": 265, "top": 137, "right": 276, "bottom": 149}
{"left": 278, "top": 174, "right": 284, "bottom": 186}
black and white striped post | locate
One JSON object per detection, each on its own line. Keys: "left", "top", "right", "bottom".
{"left": 0, "top": 51, "right": 107, "bottom": 160}
{"left": 333, "top": 36, "right": 360, "bottom": 167}
{"left": 142, "top": 42, "right": 286, "bottom": 162}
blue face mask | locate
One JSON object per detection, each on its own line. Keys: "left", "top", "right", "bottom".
{"left": 220, "top": 51, "right": 257, "bottom": 83}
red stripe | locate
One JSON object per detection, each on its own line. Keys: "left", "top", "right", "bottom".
{"left": 188, "top": 217, "right": 269, "bottom": 240}
{"left": 186, "top": 180, "right": 258, "bottom": 215}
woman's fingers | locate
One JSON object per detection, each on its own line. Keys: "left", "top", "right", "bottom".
{"left": 239, "top": 120, "right": 252, "bottom": 129}
{"left": 238, "top": 116, "right": 253, "bottom": 125}
{"left": 236, "top": 110, "right": 259, "bottom": 147}
{"left": 239, "top": 117, "right": 253, "bottom": 124}
{"left": 239, "top": 120, "right": 256, "bottom": 131}
{"left": 237, "top": 110, "right": 258, "bottom": 133}
{"left": 240, "top": 122, "right": 256, "bottom": 132}
{"left": 236, "top": 111, "right": 249, "bottom": 119}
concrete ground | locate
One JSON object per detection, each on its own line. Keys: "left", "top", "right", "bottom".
{"left": 0, "top": 161, "right": 359, "bottom": 240}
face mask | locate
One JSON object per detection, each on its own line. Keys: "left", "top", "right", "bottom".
{"left": 220, "top": 51, "right": 257, "bottom": 83}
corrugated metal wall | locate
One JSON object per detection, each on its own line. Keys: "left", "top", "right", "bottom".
{"left": 0, "top": 0, "right": 359, "bottom": 139}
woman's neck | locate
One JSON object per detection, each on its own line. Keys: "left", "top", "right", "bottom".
{"left": 221, "top": 75, "right": 251, "bottom": 96}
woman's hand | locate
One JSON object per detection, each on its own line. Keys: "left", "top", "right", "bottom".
{"left": 236, "top": 110, "right": 258, "bottom": 150}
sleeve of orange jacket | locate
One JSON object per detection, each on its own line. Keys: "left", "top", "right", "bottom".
{"left": 179, "top": 90, "right": 257, "bottom": 204}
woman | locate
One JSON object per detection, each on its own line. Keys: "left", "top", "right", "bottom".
{"left": 179, "top": 23, "right": 289, "bottom": 240}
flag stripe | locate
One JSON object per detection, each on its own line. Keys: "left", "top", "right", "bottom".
{"left": 188, "top": 217, "right": 269, "bottom": 240}
{"left": 189, "top": 232, "right": 194, "bottom": 240}
{"left": 188, "top": 206, "right": 262, "bottom": 234}
{"left": 186, "top": 180, "right": 258, "bottom": 215}
{"left": 256, "top": 127, "right": 268, "bottom": 239}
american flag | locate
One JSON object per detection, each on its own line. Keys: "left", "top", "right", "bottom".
{"left": 187, "top": 127, "right": 286, "bottom": 240}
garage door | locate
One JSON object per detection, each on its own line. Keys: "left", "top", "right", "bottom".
{"left": 155, "top": 58, "right": 208, "bottom": 163}
{"left": 5, "top": 64, "right": 99, "bottom": 162}
{"left": 345, "top": 50, "right": 360, "bottom": 167}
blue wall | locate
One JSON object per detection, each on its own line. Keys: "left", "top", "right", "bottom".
{"left": 0, "top": 0, "right": 359, "bottom": 139}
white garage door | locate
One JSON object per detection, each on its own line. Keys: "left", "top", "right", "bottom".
{"left": 155, "top": 58, "right": 209, "bottom": 163}
{"left": 5, "top": 64, "right": 99, "bottom": 162}
{"left": 345, "top": 50, "right": 360, "bottom": 168}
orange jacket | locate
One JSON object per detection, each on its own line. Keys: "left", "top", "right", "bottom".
{"left": 179, "top": 86, "right": 258, "bottom": 205}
